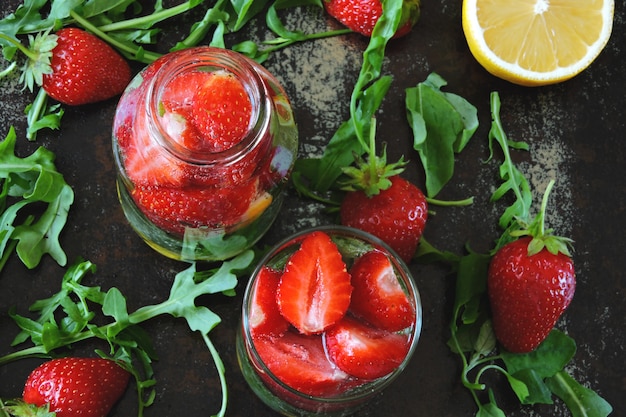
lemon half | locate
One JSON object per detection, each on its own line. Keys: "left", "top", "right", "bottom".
{"left": 462, "top": 0, "right": 615, "bottom": 86}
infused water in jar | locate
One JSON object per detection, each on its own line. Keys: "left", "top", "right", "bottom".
{"left": 112, "top": 47, "right": 298, "bottom": 261}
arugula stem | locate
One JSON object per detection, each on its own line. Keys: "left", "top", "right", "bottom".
{"left": 0, "top": 60, "right": 16, "bottom": 78}
{"left": 69, "top": 10, "right": 161, "bottom": 64}
{"left": 25, "top": 88, "right": 50, "bottom": 140}
{"left": 0, "top": 33, "right": 38, "bottom": 61}
{"left": 490, "top": 92, "right": 529, "bottom": 220}
{"left": 96, "top": 1, "right": 200, "bottom": 32}
{"left": 260, "top": 28, "right": 352, "bottom": 54}
{"left": 203, "top": 334, "right": 228, "bottom": 417}
{"left": 474, "top": 363, "right": 506, "bottom": 383}
{"left": 426, "top": 196, "right": 475, "bottom": 207}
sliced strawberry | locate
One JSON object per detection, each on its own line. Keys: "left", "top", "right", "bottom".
{"left": 117, "top": 95, "right": 187, "bottom": 187}
{"left": 249, "top": 266, "right": 290, "bottom": 338}
{"left": 191, "top": 70, "right": 253, "bottom": 153}
{"left": 160, "top": 69, "right": 212, "bottom": 110}
{"left": 276, "top": 231, "right": 352, "bottom": 335}
{"left": 325, "top": 316, "right": 411, "bottom": 380}
{"left": 349, "top": 250, "right": 416, "bottom": 331}
{"left": 131, "top": 178, "right": 257, "bottom": 236}
{"left": 254, "top": 332, "right": 350, "bottom": 397}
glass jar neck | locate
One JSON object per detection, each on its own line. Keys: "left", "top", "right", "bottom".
{"left": 145, "top": 47, "right": 270, "bottom": 165}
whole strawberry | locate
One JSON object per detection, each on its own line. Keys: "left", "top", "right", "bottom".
{"left": 42, "top": 28, "right": 131, "bottom": 105}
{"left": 340, "top": 145, "right": 427, "bottom": 263}
{"left": 324, "top": 0, "right": 421, "bottom": 38}
{"left": 5, "top": 357, "right": 130, "bottom": 417}
{"left": 488, "top": 182, "right": 576, "bottom": 353}
{"left": 6, "top": 27, "right": 131, "bottom": 105}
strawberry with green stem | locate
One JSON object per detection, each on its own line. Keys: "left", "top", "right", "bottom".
{"left": 339, "top": 122, "right": 428, "bottom": 263}
{"left": 0, "top": 28, "right": 131, "bottom": 106}
{"left": 488, "top": 179, "right": 576, "bottom": 353}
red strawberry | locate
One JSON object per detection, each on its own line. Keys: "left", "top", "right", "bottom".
{"left": 276, "top": 231, "right": 353, "bottom": 335}
{"left": 11, "top": 28, "right": 131, "bottom": 105}
{"left": 14, "top": 357, "right": 130, "bottom": 417}
{"left": 324, "top": 0, "right": 421, "bottom": 38}
{"left": 254, "top": 332, "right": 350, "bottom": 397}
{"left": 325, "top": 316, "right": 411, "bottom": 380}
{"left": 349, "top": 250, "right": 416, "bottom": 331}
{"left": 249, "top": 266, "right": 290, "bottom": 338}
{"left": 116, "top": 108, "right": 187, "bottom": 187}
{"left": 488, "top": 236, "right": 576, "bottom": 353}
{"left": 488, "top": 180, "right": 576, "bottom": 353}
{"left": 190, "top": 70, "right": 253, "bottom": 153}
{"left": 131, "top": 179, "right": 258, "bottom": 236}
{"left": 340, "top": 145, "right": 427, "bottom": 262}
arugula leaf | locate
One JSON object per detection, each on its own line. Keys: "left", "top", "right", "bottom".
{"left": 292, "top": 0, "right": 401, "bottom": 195}
{"left": 0, "top": 127, "right": 73, "bottom": 272}
{"left": 1, "top": 252, "right": 254, "bottom": 417}
{"left": 546, "top": 371, "right": 613, "bottom": 417}
{"left": 487, "top": 92, "right": 531, "bottom": 240}
{"left": 406, "top": 72, "right": 479, "bottom": 198}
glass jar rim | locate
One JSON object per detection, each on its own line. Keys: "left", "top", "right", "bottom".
{"left": 146, "top": 46, "right": 271, "bottom": 165}
{"left": 240, "top": 225, "right": 423, "bottom": 404}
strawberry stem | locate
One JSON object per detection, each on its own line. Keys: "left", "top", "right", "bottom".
{"left": 0, "top": 33, "right": 38, "bottom": 61}
{"left": 535, "top": 179, "right": 555, "bottom": 238}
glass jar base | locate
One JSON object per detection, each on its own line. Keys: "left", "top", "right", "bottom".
{"left": 117, "top": 180, "right": 285, "bottom": 262}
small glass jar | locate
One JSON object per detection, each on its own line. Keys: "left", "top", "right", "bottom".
{"left": 236, "top": 225, "right": 422, "bottom": 416}
{"left": 112, "top": 47, "right": 298, "bottom": 261}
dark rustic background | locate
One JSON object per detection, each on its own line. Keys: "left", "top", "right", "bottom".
{"left": 1, "top": 1, "right": 624, "bottom": 416}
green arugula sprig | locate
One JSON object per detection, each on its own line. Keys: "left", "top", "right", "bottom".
{"left": 0, "top": 127, "right": 73, "bottom": 273}
{"left": 1, "top": 251, "right": 254, "bottom": 417}
{"left": 292, "top": 0, "right": 401, "bottom": 196}
{"left": 419, "top": 92, "right": 612, "bottom": 417}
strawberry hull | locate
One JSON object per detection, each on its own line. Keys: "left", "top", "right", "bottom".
{"left": 237, "top": 226, "right": 422, "bottom": 416}
{"left": 112, "top": 47, "right": 298, "bottom": 261}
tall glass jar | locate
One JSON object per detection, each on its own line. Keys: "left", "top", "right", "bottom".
{"left": 112, "top": 47, "right": 298, "bottom": 261}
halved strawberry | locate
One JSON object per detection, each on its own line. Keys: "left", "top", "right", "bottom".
{"left": 160, "top": 69, "right": 212, "bottom": 110}
{"left": 276, "top": 231, "right": 352, "bottom": 335}
{"left": 249, "top": 266, "right": 290, "bottom": 338}
{"left": 131, "top": 178, "right": 258, "bottom": 236}
{"left": 254, "top": 332, "right": 350, "bottom": 397}
{"left": 117, "top": 95, "right": 187, "bottom": 187}
{"left": 191, "top": 70, "right": 253, "bottom": 153}
{"left": 349, "top": 250, "right": 416, "bottom": 331}
{"left": 325, "top": 316, "right": 411, "bottom": 380}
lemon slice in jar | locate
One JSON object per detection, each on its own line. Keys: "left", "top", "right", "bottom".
{"left": 462, "top": 0, "right": 614, "bottom": 86}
